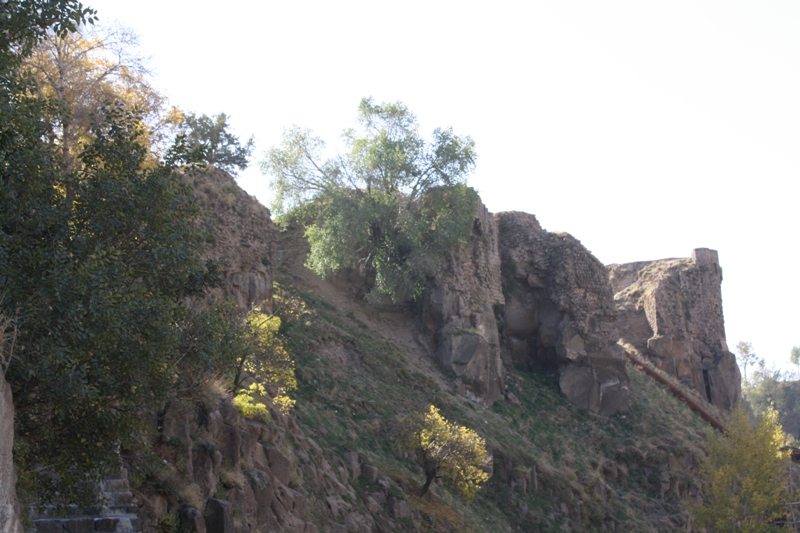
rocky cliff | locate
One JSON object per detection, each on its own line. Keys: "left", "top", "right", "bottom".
{"left": 422, "top": 201, "right": 506, "bottom": 404}
{"left": 185, "top": 169, "right": 275, "bottom": 312}
{"left": 495, "top": 212, "right": 629, "bottom": 415}
{"left": 11, "top": 172, "right": 739, "bottom": 532}
{"left": 608, "top": 248, "right": 741, "bottom": 410}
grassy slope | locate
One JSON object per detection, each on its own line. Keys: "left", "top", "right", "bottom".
{"left": 272, "top": 251, "right": 715, "bottom": 533}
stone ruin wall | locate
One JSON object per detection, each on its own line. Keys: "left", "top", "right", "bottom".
{"left": 422, "top": 201, "right": 506, "bottom": 404}
{"left": 494, "top": 212, "right": 629, "bottom": 415}
{"left": 608, "top": 248, "right": 741, "bottom": 410}
{"left": 184, "top": 169, "right": 275, "bottom": 313}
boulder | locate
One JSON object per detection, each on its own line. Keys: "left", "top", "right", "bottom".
{"left": 184, "top": 169, "right": 275, "bottom": 313}
{"left": 204, "top": 499, "right": 233, "bottom": 533}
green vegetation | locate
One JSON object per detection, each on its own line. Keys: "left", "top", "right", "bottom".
{"left": 23, "top": 24, "right": 171, "bottom": 172}
{"left": 689, "top": 406, "right": 789, "bottom": 532}
{"left": 0, "top": 5, "right": 261, "bottom": 506}
{"left": 179, "top": 112, "right": 254, "bottom": 174}
{"left": 270, "top": 260, "right": 714, "bottom": 531}
{"left": 262, "top": 97, "right": 479, "bottom": 301}
{"left": 398, "top": 405, "right": 489, "bottom": 499}
{"left": 232, "top": 383, "right": 272, "bottom": 423}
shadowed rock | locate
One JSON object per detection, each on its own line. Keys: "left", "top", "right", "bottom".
{"left": 496, "top": 212, "right": 629, "bottom": 415}
{"left": 423, "top": 201, "right": 506, "bottom": 404}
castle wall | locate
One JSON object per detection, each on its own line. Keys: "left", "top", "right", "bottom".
{"left": 608, "top": 249, "right": 740, "bottom": 410}
{"left": 495, "top": 212, "right": 629, "bottom": 415}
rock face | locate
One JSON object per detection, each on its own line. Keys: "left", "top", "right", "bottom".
{"left": 495, "top": 212, "right": 629, "bottom": 415}
{"left": 608, "top": 248, "right": 740, "bottom": 410}
{"left": 422, "top": 201, "right": 506, "bottom": 404}
{"left": 186, "top": 169, "right": 275, "bottom": 312}
{"left": 1, "top": 373, "right": 23, "bottom": 533}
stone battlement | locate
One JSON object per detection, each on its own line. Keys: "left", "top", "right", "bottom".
{"left": 691, "top": 248, "right": 719, "bottom": 266}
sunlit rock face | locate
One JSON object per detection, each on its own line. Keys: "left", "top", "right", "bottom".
{"left": 608, "top": 248, "right": 741, "bottom": 410}
{"left": 422, "top": 200, "right": 506, "bottom": 405}
{"left": 185, "top": 169, "right": 275, "bottom": 313}
{"left": 495, "top": 212, "right": 629, "bottom": 415}
{"left": 1, "top": 373, "right": 23, "bottom": 533}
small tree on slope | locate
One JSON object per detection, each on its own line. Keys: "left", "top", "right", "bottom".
{"left": 398, "top": 405, "right": 489, "bottom": 500}
{"left": 690, "top": 405, "right": 789, "bottom": 532}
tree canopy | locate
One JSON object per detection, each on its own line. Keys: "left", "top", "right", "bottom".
{"left": 179, "top": 112, "right": 254, "bottom": 174}
{"left": 0, "top": 7, "right": 249, "bottom": 504}
{"left": 22, "top": 24, "right": 170, "bottom": 172}
{"left": 690, "top": 405, "right": 789, "bottom": 532}
{"left": 398, "top": 405, "right": 490, "bottom": 500}
{"left": 262, "top": 97, "right": 479, "bottom": 301}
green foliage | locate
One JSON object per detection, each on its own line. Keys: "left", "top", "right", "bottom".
{"left": 791, "top": 346, "right": 800, "bottom": 376}
{"left": 179, "top": 112, "right": 254, "bottom": 174}
{"left": 1, "top": 95, "right": 241, "bottom": 503}
{"left": 743, "top": 358, "right": 800, "bottom": 441}
{"left": 0, "top": 0, "right": 96, "bottom": 73}
{"left": 398, "top": 405, "right": 489, "bottom": 500}
{"left": 690, "top": 406, "right": 789, "bottom": 532}
{"left": 263, "top": 97, "right": 478, "bottom": 301}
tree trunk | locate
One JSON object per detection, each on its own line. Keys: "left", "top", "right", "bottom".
{"left": 419, "top": 473, "right": 435, "bottom": 497}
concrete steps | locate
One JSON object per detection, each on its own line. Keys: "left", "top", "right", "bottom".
{"left": 31, "top": 470, "right": 140, "bottom": 533}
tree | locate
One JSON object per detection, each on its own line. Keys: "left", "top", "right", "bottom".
{"left": 179, "top": 112, "right": 254, "bottom": 174}
{"left": 22, "top": 24, "right": 170, "bottom": 173}
{"left": 262, "top": 97, "right": 478, "bottom": 302}
{"left": 690, "top": 405, "right": 789, "bottom": 532}
{"left": 0, "top": 1, "right": 96, "bottom": 70}
{"left": 232, "top": 307, "right": 296, "bottom": 414}
{"left": 398, "top": 405, "right": 489, "bottom": 499}
{"left": 791, "top": 346, "right": 800, "bottom": 378}
{"left": 1, "top": 100, "right": 240, "bottom": 505}
{"left": 737, "top": 341, "right": 757, "bottom": 385}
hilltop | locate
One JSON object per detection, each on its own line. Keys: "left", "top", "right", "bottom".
{"left": 129, "top": 169, "right": 735, "bottom": 532}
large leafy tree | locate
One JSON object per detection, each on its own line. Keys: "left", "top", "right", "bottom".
{"left": 2, "top": 102, "right": 236, "bottom": 503}
{"left": 22, "top": 24, "right": 169, "bottom": 173}
{"left": 179, "top": 112, "right": 254, "bottom": 174}
{"left": 398, "top": 405, "right": 490, "bottom": 499}
{"left": 262, "top": 97, "right": 478, "bottom": 301}
{"left": 1, "top": 5, "right": 243, "bottom": 502}
{"left": 690, "top": 406, "right": 789, "bottom": 532}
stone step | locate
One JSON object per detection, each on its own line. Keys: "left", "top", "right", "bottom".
{"left": 34, "top": 517, "right": 141, "bottom": 533}
{"left": 101, "top": 479, "right": 129, "bottom": 493}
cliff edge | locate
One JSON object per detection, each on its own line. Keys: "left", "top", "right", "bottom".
{"left": 608, "top": 248, "right": 741, "bottom": 410}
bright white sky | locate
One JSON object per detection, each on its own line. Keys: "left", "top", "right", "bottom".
{"left": 89, "top": 0, "right": 800, "bottom": 373}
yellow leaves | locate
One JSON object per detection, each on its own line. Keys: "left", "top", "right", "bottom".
{"left": 690, "top": 405, "right": 789, "bottom": 532}
{"left": 400, "top": 405, "right": 490, "bottom": 500}
{"left": 236, "top": 307, "right": 297, "bottom": 416}
{"left": 232, "top": 383, "right": 271, "bottom": 424}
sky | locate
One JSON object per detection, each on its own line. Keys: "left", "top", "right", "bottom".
{"left": 87, "top": 0, "right": 800, "bottom": 373}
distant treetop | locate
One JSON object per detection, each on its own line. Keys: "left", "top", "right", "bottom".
{"left": 180, "top": 112, "right": 255, "bottom": 174}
